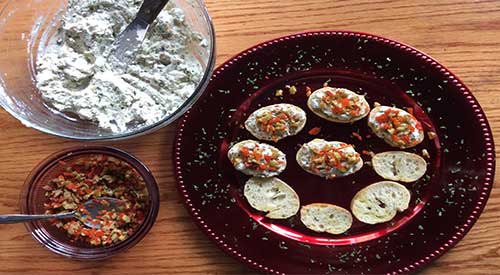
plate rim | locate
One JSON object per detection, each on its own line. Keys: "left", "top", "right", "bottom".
{"left": 174, "top": 30, "right": 495, "bottom": 275}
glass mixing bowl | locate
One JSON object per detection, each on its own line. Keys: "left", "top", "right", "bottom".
{"left": 0, "top": 0, "right": 215, "bottom": 140}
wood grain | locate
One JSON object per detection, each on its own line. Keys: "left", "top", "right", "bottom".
{"left": 1, "top": 0, "right": 499, "bottom": 274}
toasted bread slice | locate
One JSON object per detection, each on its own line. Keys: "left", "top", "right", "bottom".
{"left": 372, "top": 151, "right": 427, "bottom": 182}
{"left": 228, "top": 140, "right": 286, "bottom": 177}
{"left": 244, "top": 177, "right": 300, "bottom": 219}
{"left": 300, "top": 203, "right": 353, "bottom": 234}
{"left": 367, "top": 106, "right": 424, "bottom": 148}
{"left": 351, "top": 181, "right": 411, "bottom": 224}
{"left": 307, "top": 87, "right": 370, "bottom": 123}
{"left": 245, "top": 103, "right": 307, "bottom": 142}
{"left": 296, "top": 139, "right": 363, "bottom": 179}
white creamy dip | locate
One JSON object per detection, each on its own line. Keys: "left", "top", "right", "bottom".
{"left": 36, "top": 0, "right": 206, "bottom": 133}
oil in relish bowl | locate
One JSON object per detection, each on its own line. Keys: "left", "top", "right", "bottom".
{"left": 19, "top": 146, "right": 160, "bottom": 260}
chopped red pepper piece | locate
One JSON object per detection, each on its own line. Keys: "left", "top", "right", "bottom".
{"left": 308, "top": 127, "right": 321, "bottom": 135}
{"left": 351, "top": 132, "right": 363, "bottom": 141}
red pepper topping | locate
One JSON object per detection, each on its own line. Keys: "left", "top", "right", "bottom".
{"left": 320, "top": 89, "right": 362, "bottom": 116}
{"left": 308, "top": 127, "right": 321, "bottom": 135}
{"left": 306, "top": 86, "right": 312, "bottom": 97}
{"left": 308, "top": 143, "right": 360, "bottom": 176}
{"left": 238, "top": 143, "right": 283, "bottom": 172}
{"left": 374, "top": 108, "right": 422, "bottom": 146}
{"left": 43, "top": 155, "right": 148, "bottom": 247}
{"left": 255, "top": 107, "right": 302, "bottom": 141}
{"left": 351, "top": 132, "right": 363, "bottom": 141}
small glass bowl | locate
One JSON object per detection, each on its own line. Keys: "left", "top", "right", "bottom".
{"left": 0, "top": 0, "right": 215, "bottom": 140}
{"left": 19, "top": 146, "right": 160, "bottom": 260}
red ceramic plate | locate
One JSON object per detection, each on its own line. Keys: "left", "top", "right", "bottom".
{"left": 174, "top": 31, "right": 495, "bottom": 274}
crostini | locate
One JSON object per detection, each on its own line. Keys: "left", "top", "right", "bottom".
{"left": 300, "top": 203, "right": 353, "bottom": 234}
{"left": 245, "top": 103, "right": 307, "bottom": 142}
{"left": 372, "top": 151, "right": 427, "bottom": 182}
{"left": 307, "top": 87, "right": 370, "bottom": 123}
{"left": 296, "top": 139, "right": 363, "bottom": 179}
{"left": 351, "top": 181, "right": 411, "bottom": 224}
{"left": 244, "top": 177, "right": 300, "bottom": 219}
{"left": 227, "top": 140, "right": 286, "bottom": 177}
{"left": 368, "top": 106, "right": 424, "bottom": 148}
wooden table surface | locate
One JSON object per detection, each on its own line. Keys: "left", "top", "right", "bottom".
{"left": 1, "top": 0, "right": 499, "bottom": 274}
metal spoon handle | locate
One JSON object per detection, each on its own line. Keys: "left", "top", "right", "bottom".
{"left": 137, "top": 0, "right": 170, "bottom": 24}
{"left": 0, "top": 212, "right": 75, "bottom": 224}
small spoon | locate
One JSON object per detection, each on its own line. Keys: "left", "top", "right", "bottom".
{"left": 0, "top": 197, "right": 125, "bottom": 229}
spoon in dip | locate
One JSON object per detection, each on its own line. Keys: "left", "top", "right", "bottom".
{"left": 109, "top": 0, "right": 170, "bottom": 69}
{"left": 0, "top": 197, "right": 125, "bottom": 229}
